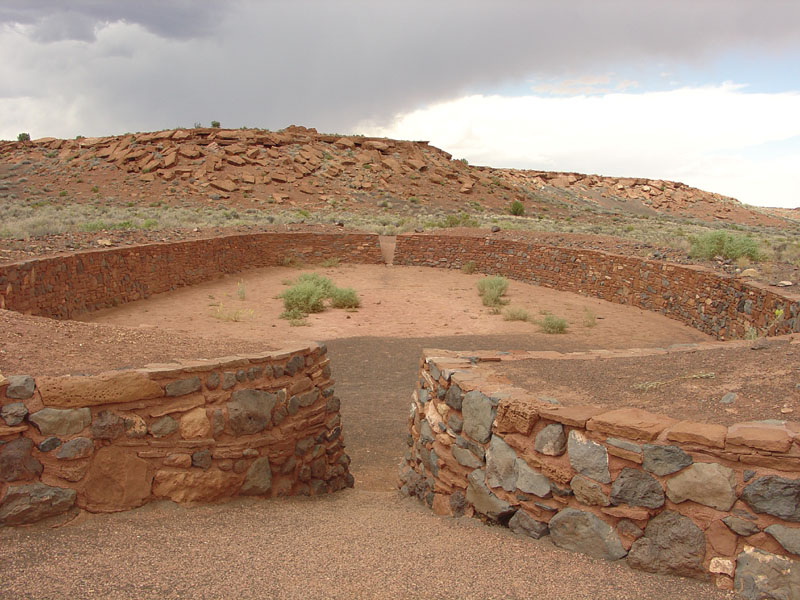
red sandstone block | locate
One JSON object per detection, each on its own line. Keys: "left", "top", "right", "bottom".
{"left": 587, "top": 408, "right": 675, "bottom": 442}
{"left": 726, "top": 423, "right": 792, "bottom": 453}
{"left": 538, "top": 404, "right": 604, "bottom": 427}
{"left": 666, "top": 420, "right": 727, "bottom": 449}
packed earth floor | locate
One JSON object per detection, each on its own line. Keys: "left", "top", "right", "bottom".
{"left": 0, "top": 264, "right": 754, "bottom": 599}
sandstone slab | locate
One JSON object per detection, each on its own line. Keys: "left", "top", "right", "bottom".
{"left": 37, "top": 371, "right": 163, "bottom": 408}
{"left": 180, "top": 407, "right": 211, "bottom": 439}
{"left": 82, "top": 446, "right": 153, "bottom": 512}
{"left": 727, "top": 423, "right": 792, "bottom": 452}
{"left": 587, "top": 408, "right": 674, "bottom": 442}
{"left": 666, "top": 420, "right": 727, "bottom": 448}
{"left": 152, "top": 469, "right": 242, "bottom": 503}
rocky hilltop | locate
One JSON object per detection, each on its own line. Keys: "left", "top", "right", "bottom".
{"left": 0, "top": 125, "right": 789, "bottom": 227}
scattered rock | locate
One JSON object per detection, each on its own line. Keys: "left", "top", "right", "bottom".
{"left": 720, "top": 392, "right": 737, "bottom": 405}
{"left": 29, "top": 407, "right": 91, "bottom": 436}
{"left": 548, "top": 508, "right": 626, "bottom": 560}
{"left": 0, "top": 482, "right": 76, "bottom": 525}
{"left": 610, "top": 467, "right": 665, "bottom": 509}
{"left": 568, "top": 430, "right": 610, "bottom": 483}
{"left": 627, "top": 510, "right": 705, "bottom": 578}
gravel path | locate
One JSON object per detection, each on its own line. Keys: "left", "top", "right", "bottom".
{"left": 1, "top": 334, "right": 735, "bottom": 599}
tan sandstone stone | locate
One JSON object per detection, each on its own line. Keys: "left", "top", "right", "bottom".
{"left": 152, "top": 469, "right": 242, "bottom": 503}
{"left": 37, "top": 371, "right": 163, "bottom": 408}
{"left": 180, "top": 407, "right": 211, "bottom": 439}
{"left": 666, "top": 420, "right": 727, "bottom": 449}
{"left": 587, "top": 408, "right": 675, "bottom": 441}
{"left": 726, "top": 423, "right": 792, "bottom": 452}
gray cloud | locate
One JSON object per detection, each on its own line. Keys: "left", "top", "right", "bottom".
{"left": 2, "top": 0, "right": 800, "bottom": 137}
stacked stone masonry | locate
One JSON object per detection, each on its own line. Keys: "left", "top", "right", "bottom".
{"left": 399, "top": 347, "right": 800, "bottom": 599}
{"left": 0, "top": 344, "right": 352, "bottom": 526}
{"left": 0, "top": 232, "right": 383, "bottom": 319}
{"left": 394, "top": 233, "right": 800, "bottom": 339}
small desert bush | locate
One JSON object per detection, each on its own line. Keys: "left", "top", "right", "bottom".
{"left": 211, "top": 303, "right": 254, "bottom": 322}
{"left": 461, "top": 260, "right": 477, "bottom": 274}
{"left": 503, "top": 307, "right": 530, "bottom": 322}
{"left": 330, "top": 287, "right": 360, "bottom": 309}
{"left": 689, "top": 230, "right": 761, "bottom": 262}
{"left": 509, "top": 200, "right": 525, "bottom": 216}
{"left": 17, "top": 132, "right": 30, "bottom": 142}
{"left": 537, "top": 313, "right": 568, "bottom": 334}
{"left": 280, "top": 280, "right": 328, "bottom": 315}
{"left": 320, "top": 257, "right": 340, "bottom": 268}
{"left": 477, "top": 276, "right": 509, "bottom": 307}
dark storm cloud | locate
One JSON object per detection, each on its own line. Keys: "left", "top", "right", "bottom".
{"left": 2, "top": 0, "right": 800, "bottom": 135}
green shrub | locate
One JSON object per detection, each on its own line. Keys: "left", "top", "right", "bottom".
{"left": 330, "top": 287, "right": 360, "bottom": 309}
{"left": 210, "top": 120, "right": 221, "bottom": 128}
{"left": 17, "top": 132, "right": 30, "bottom": 142}
{"left": 279, "top": 280, "right": 327, "bottom": 314}
{"left": 461, "top": 260, "right": 477, "bottom": 274}
{"left": 477, "top": 276, "right": 509, "bottom": 307}
{"left": 295, "top": 273, "right": 335, "bottom": 296}
{"left": 537, "top": 314, "right": 568, "bottom": 334}
{"left": 509, "top": 200, "right": 525, "bottom": 216}
{"left": 689, "top": 230, "right": 761, "bottom": 261}
{"left": 503, "top": 307, "right": 530, "bottom": 321}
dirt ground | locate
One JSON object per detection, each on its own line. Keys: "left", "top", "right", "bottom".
{"left": 77, "top": 263, "right": 710, "bottom": 357}
{"left": 497, "top": 339, "right": 800, "bottom": 425}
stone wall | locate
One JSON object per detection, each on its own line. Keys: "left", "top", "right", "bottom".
{"left": 394, "top": 233, "right": 800, "bottom": 339}
{"left": 399, "top": 346, "right": 800, "bottom": 598}
{"left": 0, "top": 231, "right": 383, "bottom": 319}
{"left": 0, "top": 343, "right": 351, "bottom": 526}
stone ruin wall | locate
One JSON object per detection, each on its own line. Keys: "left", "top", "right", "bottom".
{"left": 0, "top": 231, "right": 384, "bottom": 319}
{"left": 394, "top": 233, "right": 800, "bottom": 339}
{"left": 399, "top": 348, "right": 800, "bottom": 598}
{"left": 0, "top": 344, "right": 351, "bottom": 526}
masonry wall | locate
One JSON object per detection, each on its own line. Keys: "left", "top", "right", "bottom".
{"left": 0, "top": 231, "right": 383, "bottom": 319}
{"left": 0, "top": 343, "right": 351, "bottom": 526}
{"left": 399, "top": 347, "right": 800, "bottom": 598}
{"left": 394, "top": 233, "right": 800, "bottom": 339}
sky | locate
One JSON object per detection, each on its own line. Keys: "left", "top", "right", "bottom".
{"left": 1, "top": 1, "right": 798, "bottom": 208}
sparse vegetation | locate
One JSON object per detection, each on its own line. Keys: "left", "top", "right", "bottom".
{"left": 689, "top": 230, "right": 762, "bottom": 262}
{"left": 210, "top": 120, "right": 221, "bottom": 128}
{"left": 279, "top": 272, "right": 360, "bottom": 320}
{"left": 503, "top": 307, "right": 530, "bottom": 322}
{"left": 536, "top": 313, "right": 568, "bottom": 334}
{"left": 236, "top": 279, "right": 246, "bottom": 300}
{"left": 509, "top": 200, "right": 525, "bottom": 216}
{"left": 583, "top": 308, "right": 597, "bottom": 328}
{"left": 477, "top": 276, "right": 509, "bottom": 307}
{"left": 461, "top": 260, "right": 477, "bottom": 274}
{"left": 210, "top": 303, "right": 254, "bottom": 322}
{"left": 17, "top": 133, "right": 30, "bottom": 142}
{"left": 320, "top": 257, "right": 340, "bottom": 268}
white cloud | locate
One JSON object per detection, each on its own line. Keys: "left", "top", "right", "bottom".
{"left": 358, "top": 85, "right": 800, "bottom": 208}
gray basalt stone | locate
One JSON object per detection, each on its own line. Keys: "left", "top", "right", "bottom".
{"left": 765, "top": 524, "right": 800, "bottom": 555}
{"left": 444, "top": 383, "right": 463, "bottom": 410}
{"left": 37, "top": 437, "right": 61, "bottom": 453}
{"left": 0, "top": 438, "right": 42, "bottom": 482}
{"left": 90, "top": 410, "right": 124, "bottom": 440}
{"left": 5, "top": 375, "right": 35, "bottom": 399}
{"left": 722, "top": 515, "right": 760, "bottom": 537}
{"left": 447, "top": 412, "right": 463, "bottom": 433}
{"left": 55, "top": 437, "right": 94, "bottom": 460}
{"left": 419, "top": 419, "right": 435, "bottom": 445}
{"left": 0, "top": 402, "right": 27, "bottom": 426}
{"left": 462, "top": 391, "right": 495, "bottom": 444}
{"left": 509, "top": 510, "right": 549, "bottom": 539}
{"left": 29, "top": 407, "right": 91, "bottom": 437}
{"left": 735, "top": 546, "right": 800, "bottom": 599}
{"left": 191, "top": 449, "right": 212, "bottom": 470}
{"left": 548, "top": 508, "right": 626, "bottom": 560}
{"left": 205, "top": 372, "right": 220, "bottom": 390}
{"left": 741, "top": 475, "right": 800, "bottom": 522}
{"left": 642, "top": 444, "right": 692, "bottom": 476}
{"left": 452, "top": 446, "right": 483, "bottom": 469}
{"left": 610, "top": 467, "right": 665, "bottom": 509}
{"left": 571, "top": 474, "right": 610, "bottom": 507}
{"left": 568, "top": 430, "right": 610, "bottom": 484}
{"left": 514, "top": 459, "right": 551, "bottom": 498}
{"left": 534, "top": 424, "right": 566, "bottom": 456}
{"left": 666, "top": 462, "right": 737, "bottom": 511}
{"left": 465, "top": 469, "right": 515, "bottom": 522}
{"left": 240, "top": 457, "right": 272, "bottom": 495}
{"left": 227, "top": 389, "right": 278, "bottom": 435}
{"left": 0, "top": 482, "right": 76, "bottom": 525}
{"left": 284, "top": 355, "right": 304, "bottom": 376}
{"left": 486, "top": 435, "right": 517, "bottom": 492}
{"left": 627, "top": 510, "right": 705, "bottom": 578}
{"left": 149, "top": 415, "right": 178, "bottom": 438}
{"left": 164, "top": 376, "right": 201, "bottom": 397}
